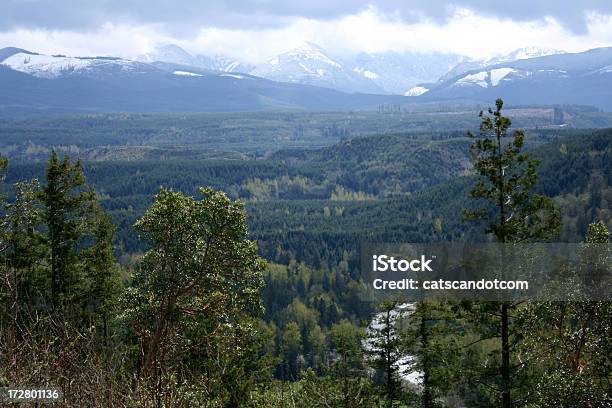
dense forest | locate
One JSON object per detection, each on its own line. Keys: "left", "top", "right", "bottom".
{"left": 0, "top": 102, "right": 611, "bottom": 406}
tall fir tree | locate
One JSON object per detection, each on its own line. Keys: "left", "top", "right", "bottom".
{"left": 368, "top": 301, "right": 404, "bottom": 405}
{"left": 39, "top": 151, "right": 97, "bottom": 315}
{"left": 465, "top": 99, "right": 560, "bottom": 407}
{"left": 83, "top": 209, "right": 121, "bottom": 347}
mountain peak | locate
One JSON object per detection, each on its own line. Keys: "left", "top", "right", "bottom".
{"left": 494, "top": 47, "right": 566, "bottom": 64}
{"left": 136, "top": 44, "right": 251, "bottom": 73}
{"left": 138, "top": 43, "right": 194, "bottom": 65}
{"left": 280, "top": 42, "right": 341, "bottom": 68}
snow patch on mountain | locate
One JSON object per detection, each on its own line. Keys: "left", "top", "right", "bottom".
{"left": 220, "top": 73, "right": 245, "bottom": 79}
{"left": 497, "top": 47, "right": 565, "bottom": 63}
{"left": 1, "top": 52, "right": 136, "bottom": 79}
{"left": 173, "top": 70, "right": 203, "bottom": 77}
{"left": 490, "top": 68, "right": 516, "bottom": 86}
{"left": 224, "top": 61, "right": 242, "bottom": 72}
{"left": 440, "top": 47, "right": 566, "bottom": 83}
{"left": 350, "top": 51, "right": 462, "bottom": 94}
{"left": 139, "top": 44, "right": 194, "bottom": 66}
{"left": 405, "top": 86, "right": 429, "bottom": 96}
{"left": 251, "top": 43, "right": 464, "bottom": 94}
{"left": 354, "top": 67, "right": 379, "bottom": 79}
{"left": 456, "top": 71, "right": 488, "bottom": 88}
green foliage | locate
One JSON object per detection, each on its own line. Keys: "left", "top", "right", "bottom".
{"left": 0, "top": 179, "right": 45, "bottom": 317}
{"left": 399, "top": 301, "right": 464, "bottom": 408}
{"left": 330, "top": 319, "right": 366, "bottom": 375}
{"left": 368, "top": 302, "right": 404, "bottom": 403}
{"left": 40, "top": 151, "right": 98, "bottom": 311}
{"left": 464, "top": 99, "right": 560, "bottom": 408}
{"left": 82, "top": 210, "right": 122, "bottom": 346}
{"left": 122, "top": 186, "right": 266, "bottom": 404}
{"left": 0, "top": 107, "right": 610, "bottom": 406}
{"left": 5, "top": 109, "right": 592, "bottom": 162}
{"left": 466, "top": 98, "right": 560, "bottom": 243}
{"left": 519, "top": 222, "right": 612, "bottom": 407}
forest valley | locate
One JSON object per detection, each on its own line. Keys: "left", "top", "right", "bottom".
{"left": 0, "top": 100, "right": 611, "bottom": 407}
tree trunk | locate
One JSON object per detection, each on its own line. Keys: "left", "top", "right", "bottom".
{"left": 501, "top": 302, "right": 511, "bottom": 408}
{"left": 421, "top": 312, "right": 432, "bottom": 408}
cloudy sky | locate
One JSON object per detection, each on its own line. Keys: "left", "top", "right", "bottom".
{"left": 1, "top": 1, "right": 612, "bottom": 62}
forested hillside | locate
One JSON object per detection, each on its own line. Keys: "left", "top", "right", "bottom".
{"left": 0, "top": 105, "right": 610, "bottom": 406}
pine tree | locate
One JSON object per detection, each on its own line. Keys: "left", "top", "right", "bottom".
{"left": 368, "top": 301, "right": 404, "bottom": 404}
{"left": 83, "top": 209, "right": 121, "bottom": 348}
{"left": 40, "top": 151, "right": 97, "bottom": 314}
{"left": 465, "top": 99, "right": 560, "bottom": 407}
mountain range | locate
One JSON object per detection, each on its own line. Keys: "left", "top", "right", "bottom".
{"left": 137, "top": 43, "right": 463, "bottom": 94}
{"left": 416, "top": 47, "right": 612, "bottom": 110}
{"left": 0, "top": 46, "right": 409, "bottom": 114}
{"left": 134, "top": 43, "right": 567, "bottom": 96}
{"left": 1, "top": 44, "right": 612, "bottom": 113}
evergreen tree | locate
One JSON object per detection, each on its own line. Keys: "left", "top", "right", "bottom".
{"left": 401, "top": 301, "right": 462, "bottom": 408}
{"left": 465, "top": 99, "right": 560, "bottom": 407}
{"left": 368, "top": 301, "right": 404, "bottom": 404}
{"left": 0, "top": 179, "right": 44, "bottom": 329}
{"left": 83, "top": 209, "right": 121, "bottom": 348}
{"left": 39, "top": 151, "right": 97, "bottom": 314}
{"left": 330, "top": 319, "right": 367, "bottom": 407}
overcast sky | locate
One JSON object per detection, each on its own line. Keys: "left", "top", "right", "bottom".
{"left": 1, "top": 1, "right": 611, "bottom": 62}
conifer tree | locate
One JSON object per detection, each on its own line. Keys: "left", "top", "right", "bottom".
{"left": 83, "top": 209, "right": 121, "bottom": 347}
{"left": 368, "top": 301, "right": 403, "bottom": 404}
{"left": 1, "top": 180, "right": 44, "bottom": 328}
{"left": 465, "top": 99, "right": 560, "bottom": 407}
{"left": 40, "top": 151, "right": 97, "bottom": 314}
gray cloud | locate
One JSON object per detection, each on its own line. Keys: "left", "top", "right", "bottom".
{"left": 1, "top": 0, "right": 611, "bottom": 33}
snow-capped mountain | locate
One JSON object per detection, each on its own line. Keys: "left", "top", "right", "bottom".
{"left": 250, "top": 43, "right": 462, "bottom": 94}
{"left": 250, "top": 42, "right": 384, "bottom": 94}
{"left": 0, "top": 47, "right": 154, "bottom": 79}
{"left": 2, "top": 45, "right": 612, "bottom": 112}
{"left": 412, "top": 47, "right": 612, "bottom": 110}
{"left": 137, "top": 44, "right": 253, "bottom": 73}
{"left": 137, "top": 44, "right": 195, "bottom": 67}
{"left": 494, "top": 47, "right": 566, "bottom": 63}
{"left": 0, "top": 46, "right": 411, "bottom": 113}
{"left": 438, "top": 47, "right": 566, "bottom": 83}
